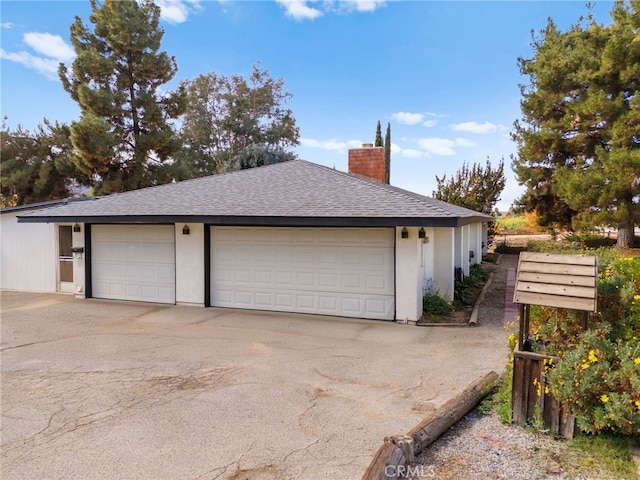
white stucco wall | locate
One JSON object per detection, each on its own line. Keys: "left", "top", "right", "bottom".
{"left": 0, "top": 211, "right": 57, "bottom": 292}
{"left": 482, "top": 223, "right": 489, "bottom": 255}
{"left": 469, "top": 222, "right": 482, "bottom": 265}
{"left": 454, "top": 227, "right": 462, "bottom": 269}
{"left": 395, "top": 227, "right": 422, "bottom": 322}
{"left": 433, "top": 227, "right": 455, "bottom": 301}
{"left": 175, "top": 223, "right": 205, "bottom": 306}
{"left": 461, "top": 224, "right": 471, "bottom": 275}
{"left": 73, "top": 224, "right": 86, "bottom": 297}
{"left": 419, "top": 227, "right": 436, "bottom": 298}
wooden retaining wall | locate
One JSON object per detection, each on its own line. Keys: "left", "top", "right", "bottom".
{"left": 512, "top": 349, "right": 575, "bottom": 438}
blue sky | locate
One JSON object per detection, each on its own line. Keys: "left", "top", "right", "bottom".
{"left": 0, "top": 1, "right": 615, "bottom": 210}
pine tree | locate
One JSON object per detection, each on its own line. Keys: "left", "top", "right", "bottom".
{"left": 512, "top": 2, "right": 640, "bottom": 247}
{"left": 374, "top": 120, "right": 383, "bottom": 147}
{"left": 384, "top": 122, "right": 391, "bottom": 184}
{"left": 59, "top": 0, "right": 186, "bottom": 194}
{"left": 1, "top": 120, "right": 88, "bottom": 205}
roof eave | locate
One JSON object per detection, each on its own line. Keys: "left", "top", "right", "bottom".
{"left": 17, "top": 214, "right": 491, "bottom": 228}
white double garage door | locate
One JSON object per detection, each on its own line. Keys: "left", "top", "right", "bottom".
{"left": 92, "top": 225, "right": 395, "bottom": 320}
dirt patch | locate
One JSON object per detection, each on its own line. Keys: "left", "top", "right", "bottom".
{"left": 418, "top": 309, "right": 470, "bottom": 326}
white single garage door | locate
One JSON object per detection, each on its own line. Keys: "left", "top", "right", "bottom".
{"left": 211, "top": 227, "right": 395, "bottom": 320}
{"left": 92, "top": 225, "right": 175, "bottom": 304}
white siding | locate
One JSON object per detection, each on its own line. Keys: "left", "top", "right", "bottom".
{"left": 175, "top": 223, "right": 205, "bottom": 306}
{"left": 0, "top": 211, "right": 57, "bottom": 292}
{"left": 395, "top": 227, "right": 422, "bottom": 322}
{"left": 434, "top": 227, "right": 455, "bottom": 301}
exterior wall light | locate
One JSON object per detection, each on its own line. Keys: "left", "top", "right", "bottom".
{"left": 182, "top": 224, "right": 190, "bottom": 235}
{"left": 418, "top": 227, "right": 426, "bottom": 239}
{"left": 73, "top": 223, "right": 81, "bottom": 233}
{"left": 401, "top": 227, "right": 409, "bottom": 239}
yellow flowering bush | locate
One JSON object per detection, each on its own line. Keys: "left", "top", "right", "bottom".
{"left": 546, "top": 256, "right": 640, "bottom": 435}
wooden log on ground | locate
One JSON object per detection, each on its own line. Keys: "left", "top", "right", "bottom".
{"left": 362, "top": 371, "right": 499, "bottom": 480}
{"left": 408, "top": 371, "right": 499, "bottom": 454}
{"left": 361, "top": 440, "right": 405, "bottom": 480}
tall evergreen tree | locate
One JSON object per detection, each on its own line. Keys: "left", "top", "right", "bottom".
{"left": 384, "top": 122, "right": 391, "bottom": 184}
{"left": 175, "top": 65, "right": 299, "bottom": 177}
{"left": 374, "top": 120, "right": 383, "bottom": 147}
{"left": 512, "top": 1, "right": 640, "bottom": 247}
{"left": 1, "top": 120, "right": 89, "bottom": 206}
{"left": 59, "top": 0, "right": 186, "bottom": 194}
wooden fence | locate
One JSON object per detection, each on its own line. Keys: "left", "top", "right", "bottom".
{"left": 512, "top": 349, "right": 575, "bottom": 438}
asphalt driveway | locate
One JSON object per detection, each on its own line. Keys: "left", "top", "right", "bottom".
{"left": 1, "top": 292, "right": 508, "bottom": 479}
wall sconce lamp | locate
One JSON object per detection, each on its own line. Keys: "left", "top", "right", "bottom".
{"left": 401, "top": 227, "right": 409, "bottom": 239}
{"left": 182, "top": 224, "right": 190, "bottom": 235}
{"left": 418, "top": 227, "right": 426, "bottom": 239}
{"left": 73, "top": 223, "right": 81, "bottom": 233}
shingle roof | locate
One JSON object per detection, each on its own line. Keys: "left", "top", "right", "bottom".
{"left": 19, "top": 160, "right": 492, "bottom": 227}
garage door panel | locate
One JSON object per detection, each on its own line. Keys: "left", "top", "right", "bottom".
{"left": 296, "top": 272, "right": 314, "bottom": 286}
{"left": 92, "top": 225, "right": 175, "bottom": 304}
{"left": 366, "top": 298, "right": 388, "bottom": 315}
{"left": 211, "top": 227, "right": 395, "bottom": 320}
{"left": 126, "top": 284, "right": 141, "bottom": 297}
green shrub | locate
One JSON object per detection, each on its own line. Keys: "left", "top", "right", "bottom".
{"left": 564, "top": 233, "right": 617, "bottom": 249}
{"left": 494, "top": 242, "right": 526, "bottom": 254}
{"left": 544, "top": 257, "right": 640, "bottom": 435}
{"left": 546, "top": 330, "right": 640, "bottom": 435}
{"left": 469, "top": 263, "right": 490, "bottom": 282}
{"left": 482, "top": 253, "right": 497, "bottom": 263}
{"left": 525, "top": 241, "right": 621, "bottom": 273}
{"left": 422, "top": 292, "right": 452, "bottom": 316}
{"left": 454, "top": 264, "right": 490, "bottom": 306}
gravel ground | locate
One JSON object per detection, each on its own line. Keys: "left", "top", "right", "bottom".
{"left": 410, "top": 254, "right": 635, "bottom": 480}
{"left": 414, "top": 409, "right": 590, "bottom": 480}
{"left": 476, "top": 254, "right": 518, "bottom": 329}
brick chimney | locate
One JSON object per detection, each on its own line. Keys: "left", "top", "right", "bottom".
{"left": 348, "top": 144, "right": 386, "bottom": 183}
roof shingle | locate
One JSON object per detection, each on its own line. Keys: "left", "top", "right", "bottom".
{"left": 19, "top": 160, "right": 491, "bottom": 227}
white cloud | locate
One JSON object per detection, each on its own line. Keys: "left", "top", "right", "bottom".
{"left": 0, "top": 49, "right": 59, "bottom": 79}
{"left": 413, "top": 136, "right": 477, "bottom": 156}
{"left": 275, "top": 0, "right": 323, "bottom": 21}
{"left": 1, "top": 22, "right": 13, "bottom": 29}
{"left": 337, "top": 0, "right": 387, "bottom": 13}
{"left": 417, "top": 137, "right": 456, "bottom": 156}
{"left": 301, "top": 137, "right": 368, "bottom": 152}
{"left": 276, "top": 0, "right": 385, "bottom": 20}
{"left": 156, "top": 0, "right": 202, "bottom": 24}
{"left": 450, "top": 121, "right": 498, "bottom": 134}
{"left": 422, "top": 119, "right": 437, "bottom": 128}
{"left": 23, "top": 33, "right": 75, "bottom": 62}
{"left": 1, "top": 32, "right": 75, "bottom": 80}
{"left": 391, "top": 111, "right": 424, "bottom": 126}
{"left": 401, "top": 149, "right": 425, "bottom": 159}
{"left": 301, "top": 137, "right": 346, "bottom": 152}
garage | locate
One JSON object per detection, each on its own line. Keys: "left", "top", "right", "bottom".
{"left": 92, "top": 225, "right": 176, "bottom": 304}
{"left": 210, "top": 227, "right": 395, "bottom": 320}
